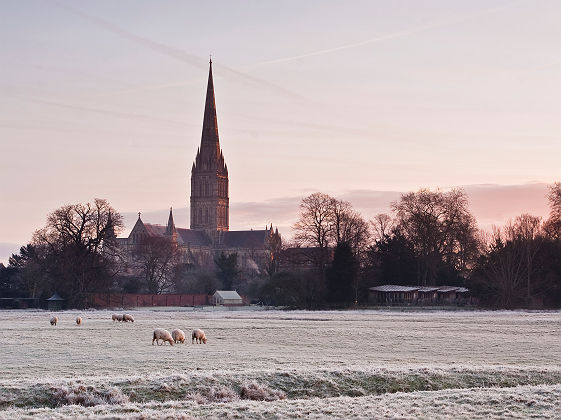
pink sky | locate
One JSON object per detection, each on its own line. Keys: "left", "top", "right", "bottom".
{"left": 1, "top": 1, "right": 560, "bottom": 262}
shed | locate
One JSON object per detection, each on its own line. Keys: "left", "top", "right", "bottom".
{"left": 211, "top": 290, "right": 243, "bottom": 306}
{"left": 46, "top": 292, "right": 65, "bottom": 311}
{"left": 438, "top": 286, "right": 469, "bottom": 303}
{"left": 418, "top": 287, "right": 440, "bottom": 303}
{"left": 368, "top": 285, "right": 419, "bottom": 304}
{"left": 368, "top": 284, "right": 470, "bottom": 305}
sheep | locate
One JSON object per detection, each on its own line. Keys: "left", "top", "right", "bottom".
{"left": 50, "top": 316, "right": 58, "bottom": 326}
{"left": 76, "top": 317, "right": 82, "bottom": 326}
{"left": 123, "top": 314, "right": 134, "bottom": 323}
{"left": 192, "top": 329, "right": 207, "bottom": 344}
{"left": 171, "top": 329, "right": 185, "bottom": 344}
{"left": 111, "top": 314, "right": 123, "bottom": 322}
{"left": 152, "top": 329, "right": 174, "bottom": 346}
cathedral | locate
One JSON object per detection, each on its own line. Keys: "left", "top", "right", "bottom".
{"left": 119, "top": 60, "right": 281, "bottom": 273}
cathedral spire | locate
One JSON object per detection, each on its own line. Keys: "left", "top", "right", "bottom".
{"left": 190, "top": 61, "right": 229, "bottom": 232}
{"left": 200, "top": 59, "right": 220, "bottom": 160}
{"left": 165, "top": 207, "right": 177, "bottom": 236}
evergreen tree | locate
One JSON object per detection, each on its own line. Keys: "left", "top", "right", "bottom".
{"left": 214, "top": 252, "right": 239, "bottom": 290}
{"left": 327, "top": 242, "right": 357, "bottom": 304}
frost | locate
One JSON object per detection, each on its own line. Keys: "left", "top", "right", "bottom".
{"left": 52, "top": 384, "right": 129, "bottom": 407}
{"left": 239, "top": 381, "right": 286, "bottom": 401}
{"left": 1, "top": 308, "right": 560, "bottom": 418}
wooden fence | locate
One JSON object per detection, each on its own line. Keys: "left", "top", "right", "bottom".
{"left": 85, "top": 293, "right": 210, "bottom": 309}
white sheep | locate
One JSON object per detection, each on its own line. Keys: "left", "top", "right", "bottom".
{"left": 171, "top": 329, "right": 185, "bottom": 344}
{"left": 50, "top": 316, "right": 58, "bottom": 326}
{"left": 152, "top": 328, "right": 174, "bottom": 346}
{"left": 123, "top": 314, "right": 134, "bottom": 323}
{"left": 76, "top": 317, "right": 82, "bottom": 326}
{"left": 192, "top": 329, "right": 207, "bottom": 344}
{"left": 112, "top": 314, "right": 123, "bottom": 322}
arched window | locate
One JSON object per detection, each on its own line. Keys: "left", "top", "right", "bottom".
{"left": 204, "top": 207, "right": 209, "bottom": 224}
{"left": 198, "top": 208, "right": 202, "bottom": 224}
{"left": 199, "top": 183, "right": 203, "bottom": 197}
{"left": 205, "top": 182, "right": 209, "bottom": 197}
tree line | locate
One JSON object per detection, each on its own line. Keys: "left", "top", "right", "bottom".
{"left": 0, "top": 199, "right": 259, "bottom": 307}
{"left": 2, "top": 183, "right": 561, "bottom": 309}
{"left": 264, "top": 183, "right": 561, "bottom": 309}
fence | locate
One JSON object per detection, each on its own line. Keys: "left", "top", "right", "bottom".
{"left": 86, "top": 293, "right": 210, "bottom": 309}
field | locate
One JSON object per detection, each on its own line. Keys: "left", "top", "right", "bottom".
{"left": 1, "top": 308, "right": 561, "bottom": 419}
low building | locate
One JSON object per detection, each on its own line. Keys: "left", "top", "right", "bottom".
{"left": 46, "top": 292, "right": 65, "bottom": 311}
{"left": 211, "top": 290, "right": 243, "bottom": 306}
{"left": 368, "top": 285, "right": 469, "bottom": 305}
{"left": 368, "top": 285, "right": 420, "bottom": 304}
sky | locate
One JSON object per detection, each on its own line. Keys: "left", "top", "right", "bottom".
{"left": 1, "top": 0, "right": 560, "bottom": 263}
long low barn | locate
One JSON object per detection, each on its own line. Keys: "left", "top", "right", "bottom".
{"left": 368, "top": 285, "right": 469, "bottom": 305}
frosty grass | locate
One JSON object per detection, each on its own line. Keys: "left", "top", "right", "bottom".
{"left": 0, "top": 308, "right": 560, "bottom": 419}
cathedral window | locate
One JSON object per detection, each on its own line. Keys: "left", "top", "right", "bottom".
{"left": 199, "top": 183, "right": 203, "bottom": 197}
{"left": 204, "top": 207, "right": 209, "bottom": 224}
{"left": 205, "top": 182, "right": 209, "bottom": 197}
{"left": 198, "top": 208, "right": 202, "bottom": 224}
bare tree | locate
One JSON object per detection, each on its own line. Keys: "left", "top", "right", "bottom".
{"left": 332, "top": 205, "right": 371, "bottom": 255}
{"left": 294, "top": 193, "right": 371, "bottom": 255}
{"left": 293, "top": 192, "right": 335, "bottom": 269}
{"left": 506, "top": 214, "right": 544, "bottom": 306}
{"left": 134, "top": 236, "right": 178, "bottom": 294}
{"left": 392, "top": 188, "right": 479, "bottom": 285}
{"left": 31, "top": 199, "right": 124, "bottom": 306}
{"left": 370, "top": 213, "right": 395, "bottom": 242}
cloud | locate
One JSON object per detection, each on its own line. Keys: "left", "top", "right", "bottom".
{"left": 120, "top": 182, "right": 551, "bottom": 240}
{"left": 463, "top": 183, "right": 550, "bottom": 228}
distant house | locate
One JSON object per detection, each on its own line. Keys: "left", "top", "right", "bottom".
{"left": 368, "top": 285, "right": 469, "bottom": 305}
{"left": 211, "top": 290, "right": 243, "bottom": 306}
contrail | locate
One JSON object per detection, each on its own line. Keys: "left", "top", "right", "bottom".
{"left": 51, "top": 1, "right": 308, "bottom": 103}
{"left": 52, "top": 1, "right": 205, "bottom": 69}
{"left": 24, "top": 96, "right": 192, "bottom": 127}
{"left": 251, "top": 4, "right": 516, "bottom": 67}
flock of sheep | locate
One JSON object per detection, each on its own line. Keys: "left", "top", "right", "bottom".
{"left": 111, "top": 313, "right": 135, "bottom": 323}
{"left": 152, "top": 328, "right": 207, "bottom": 346}
{"left": 48, "top": 313, "right": 207, "bottom": 347}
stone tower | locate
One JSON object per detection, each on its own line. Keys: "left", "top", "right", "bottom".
{"left": 190, "top": 59, "right": 229, "bottom": 233}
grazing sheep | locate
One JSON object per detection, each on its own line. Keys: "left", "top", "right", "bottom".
{"left": 50, "top": 316, "right": 58, "bottom": 326}
{"left": 171, "top": 329, "right": 185, "bottom": 344}
{"left": 192, "top": 329, "right": 207, "bottom": 344}
{"left": 123, "top": 314, "right": 134, "bottom": 323}
{"left": 152, "top": 329, "right": 174, "bottom": 346}
{"left": 76, "top": 317, "right": 82, "bottom": 326}
{"left": 112, "top": 314, "right": 123, "bottom": 322}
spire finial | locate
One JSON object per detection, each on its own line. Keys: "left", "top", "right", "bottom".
{"left": 209, "top": 54, "right": 212, "bottom": 65}
{"left": 138, "top": 212, "right": 141, "bottom": 219}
